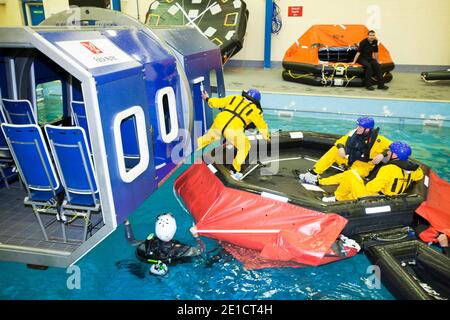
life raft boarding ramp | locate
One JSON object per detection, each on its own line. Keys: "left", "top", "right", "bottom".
{"left": 367, "top": 240, "right": 450, "bottom": 300}
{"left": 0, "top": 8, "right": 224, "bottom": 268}
{"left": 357, "top": 168, "right": 450, "bottom": 300}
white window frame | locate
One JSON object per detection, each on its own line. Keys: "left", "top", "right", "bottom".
{"left": 113, "top": 106, "right": 149, "bottom": 183}
{"left": 156, "top": 86, "right": 179, "bottom": 143}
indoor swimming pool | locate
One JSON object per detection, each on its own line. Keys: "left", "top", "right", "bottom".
{"left": 0, "top": 111, "right": 448, "bottom": 300}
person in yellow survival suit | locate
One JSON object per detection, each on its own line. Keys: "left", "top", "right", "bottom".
{"left": 197, "top": 89, "right": 270, "bottom": 180}
{"left": 322, "top": 141, "right": 424, "bottom": 202}
{"left": 299, "top": 117, "right": 392, "bottom": 186}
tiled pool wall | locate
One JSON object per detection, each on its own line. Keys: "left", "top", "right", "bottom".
{"left": 228, "top": 91, "right": 450, "bottom": 128}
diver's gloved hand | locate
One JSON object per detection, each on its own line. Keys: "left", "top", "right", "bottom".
{"left": 372, "top": 154, "right": 384, "bottom": 165}
{"left": 338, "top": 147, "right": 347, "bottom": 159}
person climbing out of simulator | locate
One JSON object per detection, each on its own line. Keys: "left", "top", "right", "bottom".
{"left": 124, "top": 214, "right": 205, "bottom": 275}
{"left": 351, "top": 30, "right": 389, "bottom": 91}
{"left": 321, "top": 141, "right": 424, "bottom": 202}
{"left": 196, "top": 89, "right": 270, "bottom": 180}
{"left": 299, "top": 116, "right": 391, "bottom": 187}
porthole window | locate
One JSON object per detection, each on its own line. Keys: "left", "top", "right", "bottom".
{"left": 113, "top": 106, "right": 149, "bottom": 183}
{"left": 156, "top": 86, "right": 179, "bottom": 143}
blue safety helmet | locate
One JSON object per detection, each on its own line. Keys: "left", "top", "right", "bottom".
{"left": 356, "top": 117, "right": 375, "bottom": 130}
{"left": 246, "top": 88, "right": 261, "bottom": 102}
{"left": 389, "top": 141, "right": 412, "bottom": 161}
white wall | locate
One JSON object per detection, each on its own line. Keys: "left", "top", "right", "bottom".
{"left": 3, "top": 0, "right": 448, "bottom": 65}
{"left": 120, "top": 0, "right": 149, "bottom": 23}
{"left": 233, "top": 0, "right": 450, "bottom": 65}
{"left": 42, "top": 0, "right": 69, "bottom": 19}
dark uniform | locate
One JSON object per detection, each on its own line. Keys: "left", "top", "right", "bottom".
{"left": 357, "top": 38, "right": 384, "bottom": 88}
{"left": 136, "top": 233, "right": 205, "bottom": 264}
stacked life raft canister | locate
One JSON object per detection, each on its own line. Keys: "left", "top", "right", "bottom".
{"left": 282, "top": 25, "right": 395, "bottom": 87}
{"left": 421, "top": 69, "right": 450, "bottom": 81}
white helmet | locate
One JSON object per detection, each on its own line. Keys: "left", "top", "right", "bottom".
{"left": 155, "top": 213, "right": 177, "bottom": 242}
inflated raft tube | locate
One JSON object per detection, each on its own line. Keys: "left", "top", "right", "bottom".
{"left": 283, "top": 61, "right": 395, "bottom": 78}
{"left": 421, "top": 70, "right": 450, "bottom": 81}
{"left": 367, "top": 240, "right": 450, "bottom": 300}
{"left": 282, "top": 70, "right": 393, "bottom": 87}
{"left": 181, "top": 130, "right": 429, "bottom": 236}
{"left": 318, "top": 46, "right": 358, "bottom": 63}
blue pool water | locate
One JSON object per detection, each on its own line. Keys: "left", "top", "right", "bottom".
{"left": 0, "top": 114, "right": 449, "bottom": 300}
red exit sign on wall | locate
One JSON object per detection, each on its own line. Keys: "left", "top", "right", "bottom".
{"left": 288, "top": 6, "right": 303, "bottom": 17}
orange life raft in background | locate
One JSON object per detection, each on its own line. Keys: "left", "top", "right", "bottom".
{"left": 282, "top": 25, "right": 395, "bottom": 87}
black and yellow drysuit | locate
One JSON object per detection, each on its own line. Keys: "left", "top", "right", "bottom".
{"left": 334, "top": 159, "right": 424, "bottom": 201}
{"left": 316, "top": 128, "right": 392, "bottom": 185}
{"left": 197, "top": 94, "right": 270, "bottom": 172}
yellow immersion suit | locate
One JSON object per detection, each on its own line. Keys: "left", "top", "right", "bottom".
{"left": 197, "top": 95, "right": 269, "bottom": 172}
{"left": 315, "top": 129, "right": 392, "bottom": 185}
{"left": 334, "top": 163, "right": 424, "bottom": 201}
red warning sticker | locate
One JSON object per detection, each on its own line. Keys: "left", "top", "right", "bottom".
{"left": 80, "top": 41, "right": 103, "bottom": 54}
{"left": 288, "top": 6, "right": 303, "bottom": 17}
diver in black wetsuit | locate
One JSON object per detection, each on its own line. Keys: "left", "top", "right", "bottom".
{"left": 123, "top": 214, "right": 205, "bottom": 275}
{"left": 136, "top": 213, "right": 205, "bottom": 263}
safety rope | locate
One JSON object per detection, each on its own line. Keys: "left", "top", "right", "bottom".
{"left": 287, "top": 70, "right": 313, "bottom": 79}
{"left": 342, "top": 63, "right": 356, "bottom": 87}
{"left": 371, "top": 71, "right": 388, "bottom": 81}
{"left": 372, "top": 227, "right": 413, "bottom": 242}
{"left": 321, "top": 63, "right": 336, "bottom": 86}
{"left": 271, "top": 1, "right": 282, "bottom": 35}
{"left": 64, "top": 212, "right": 91, "bottom": 228}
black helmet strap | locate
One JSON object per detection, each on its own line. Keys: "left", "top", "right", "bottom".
{"left": 242, "top": 91, "right": 262, "bottom": 111}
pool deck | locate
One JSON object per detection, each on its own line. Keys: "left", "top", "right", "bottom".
{"left": 223, "top": 67, "right": 450, "bottom": 103}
